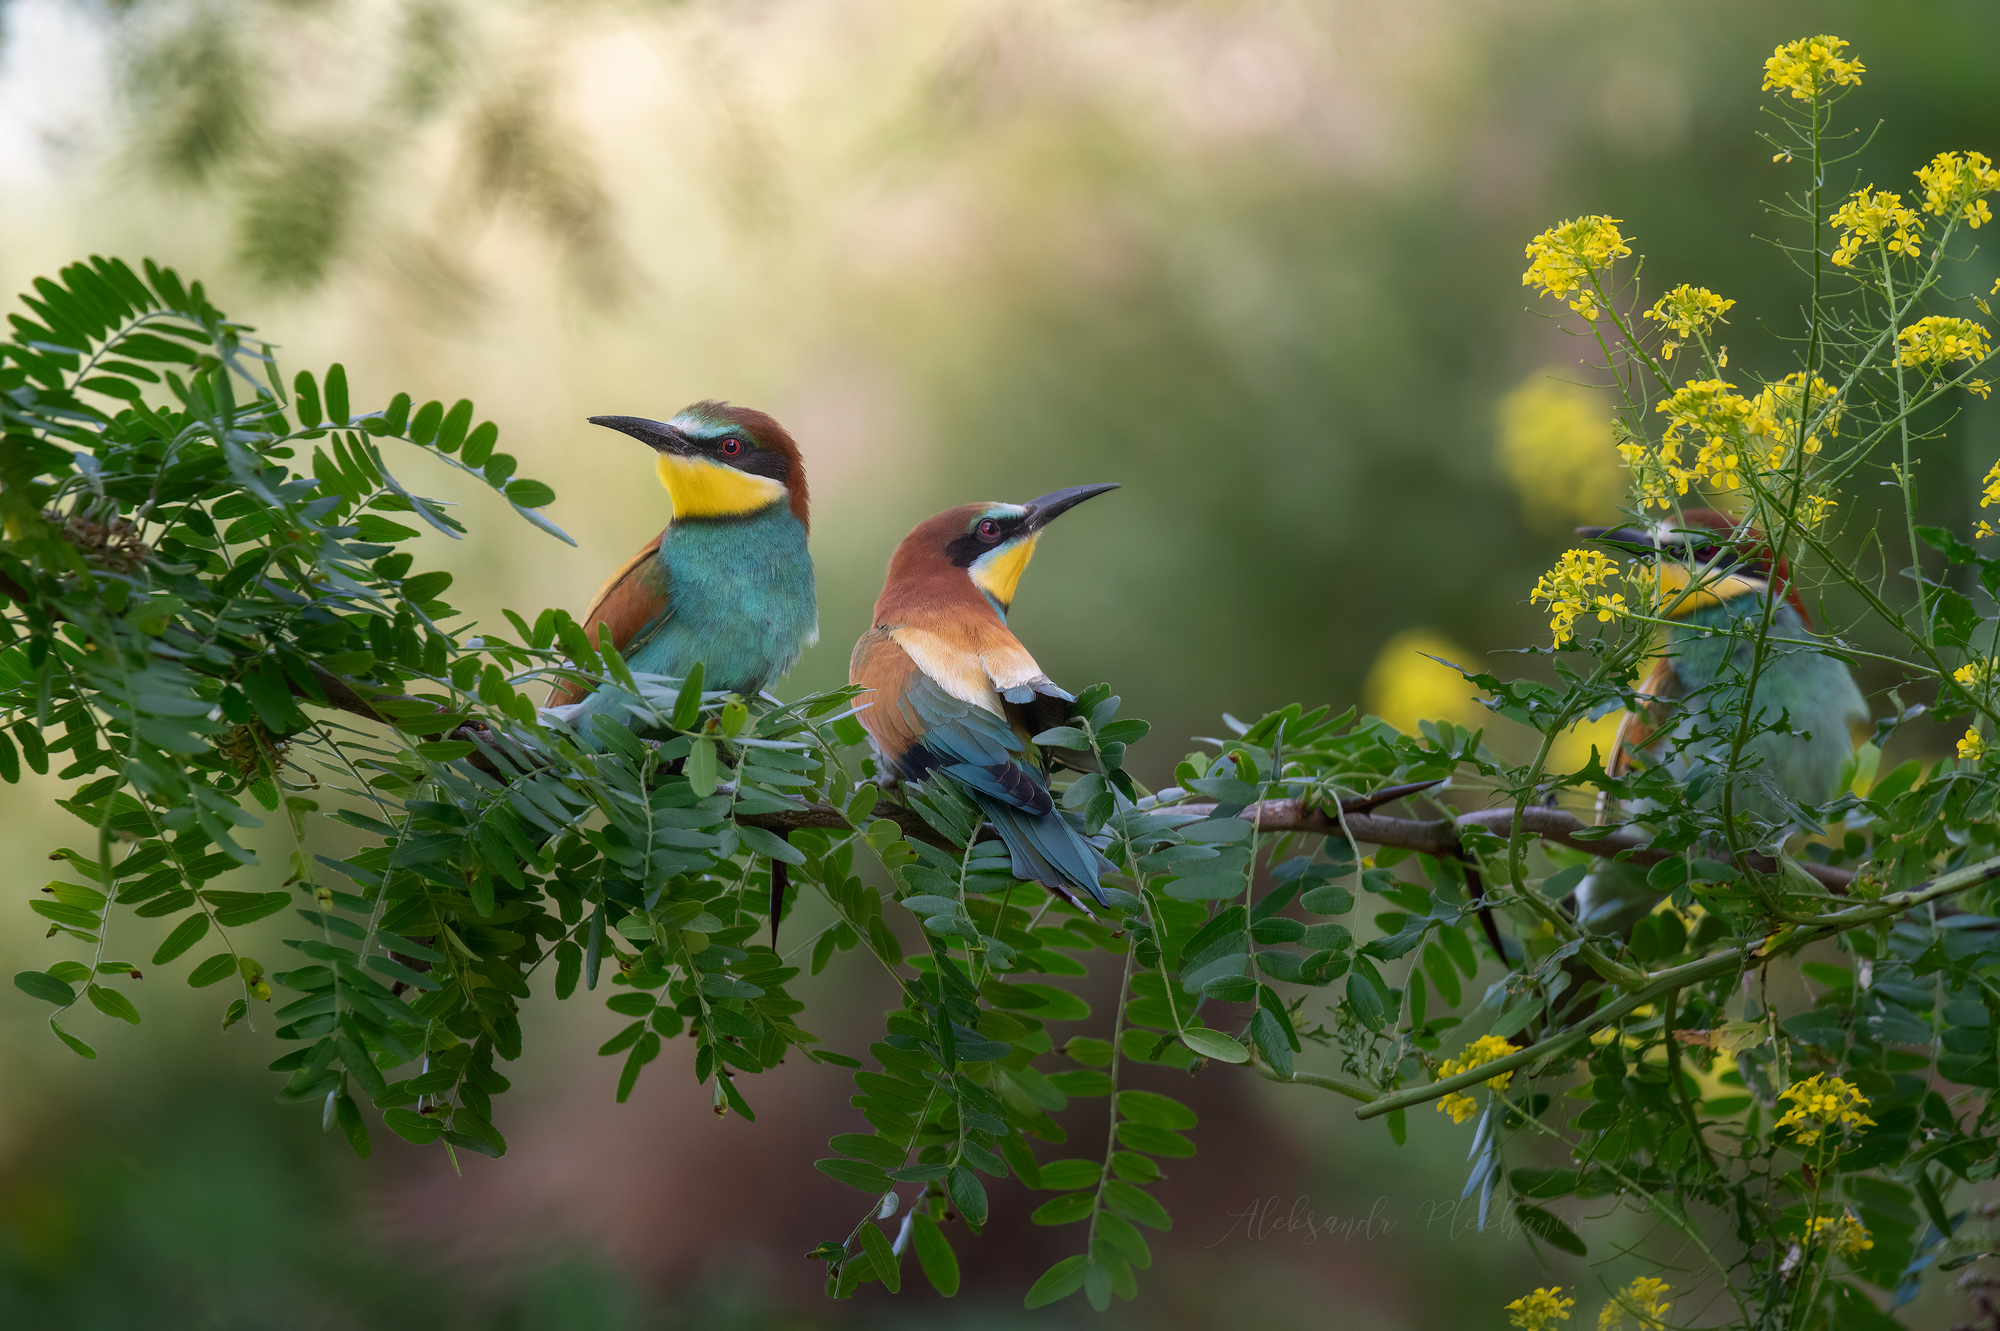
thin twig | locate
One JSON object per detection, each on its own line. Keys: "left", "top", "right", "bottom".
{"left": 1351, "top": 849, "right": 2000, "bottom": 1120}
{"left": 1150, "top": 797, "right": 1857, "bottom": 891}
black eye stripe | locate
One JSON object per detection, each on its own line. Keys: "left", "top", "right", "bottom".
{"left": 945, "top": 515, "right": 1024, "bottom": 566}
{"left": 689, "top": 431, "right": 788, "bottom": 485}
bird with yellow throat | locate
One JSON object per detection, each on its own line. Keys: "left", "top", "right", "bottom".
{"left": 850, "top": 484, "right": 1120, "bottom": 908}
{"left": 1569, "top": 508, "right": 1869, "bottom": 939}
{"left": 547, "top": 402, "right": 817, "bottom": 731}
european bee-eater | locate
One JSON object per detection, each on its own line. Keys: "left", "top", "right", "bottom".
{"left": 1573, "top": 508, "right": 1868, "bottom": 934}
{"left": 547, "top": 402, "right": 818, "bottom": 726}
{"left": 851, "top": 485, "right": 1120, "bottom": 908}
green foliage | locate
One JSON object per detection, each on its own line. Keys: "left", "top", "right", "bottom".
{"left": 115, "top": 3, "right": 624, "bottom": 296}
{"left": 6, "top": 32, "right": 2000, "bottom": 1326}
{"left": 0, "top": 254, "right": 850, "bottom": 1159}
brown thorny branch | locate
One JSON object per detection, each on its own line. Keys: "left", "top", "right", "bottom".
{"left": 15, "top": 603, "right": 1983, "bottom": 1122}
{"left": 296, "top": 664, "right": 1858, "bottom": 884}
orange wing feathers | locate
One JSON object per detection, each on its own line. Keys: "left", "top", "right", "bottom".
{"left": 849, "top": 628, "right": 923, "bottom": 764}
{"left": 1607, "top": 656, "right": 1681, "bottom": 780}
{"left": 546, "top": 530, "right": 670, "bottom": 706}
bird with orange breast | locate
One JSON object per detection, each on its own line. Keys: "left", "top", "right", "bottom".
{"left": 850, "top": 485, "right": 1120, "bottom": 908}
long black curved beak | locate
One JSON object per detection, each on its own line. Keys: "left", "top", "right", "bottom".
{"left": 1023, "top": 483, "right": 1119, "bottom": 532}
{"left": 589, "top": 415, "right": 691, "bottom": 454}
{"left": 1576, "top": 524, "right": 1663, "bottom": 555}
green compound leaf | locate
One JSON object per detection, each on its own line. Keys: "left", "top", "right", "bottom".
{"left": 187, "top": 953, "right": 237, "bottom": 988}
{"left": 383, "top": 1109, "right": 444, "bottom": 1145}
{"left": 151, "top": 912, "right": 211, "bottom": 966}
{"left": 911, "top": 1212, "right": 960, "bottom": 1295}
{"left": 815, "top": 1157, "right": 893, "bottom": 1193}
{"left": 86, "top": 983, "right": 141, "bottom": 1025}
{"left": 1514, "top": 1202, "right": 1588, "bottom": 1256}
{"left": 856, "top": 1220, "right": 901, "bottom": 1294}
{"left": 1024, "top": 1254, "right": 1086, "bottom": 1310}
{"left": 1036, "top": 1158, "right": 1103, "bottom": 1191}
{"left": 1178, "top": 1028, "right": 1249, "bottom": 1064}
{"left": 14, "top": 970, "right": 76, "bottom": 1006}
{"left": 949, "top": 1165, "right": 989, "bottom": 1230}
{"left": 686, "top": 737, "right": 719, "bottom": 798}
{"left": 1117, "top": 1089, "right": 1199, "bottom": 1130}
{"left": 1115, "top": 1122, "right": 1196, "bottom": 1159}
{"left": 737, "top": 824, "right": 806, "bottom": 864}
{"left": 1102, "top": 1181, "right": 1171, "bottom": 1230}
{"left": 1030, "top": 1192, "right": 1095, "bottom": 1226}
{"left": 49, "top": 1020, "right": 97, "bottom": 1060}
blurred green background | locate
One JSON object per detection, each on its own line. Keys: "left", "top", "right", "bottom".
{"left": 2, "top": 1, "right": 1996, "bottom": 1326}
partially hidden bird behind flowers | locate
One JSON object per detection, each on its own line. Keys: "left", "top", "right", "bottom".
{"left": 546, "top": 401, "right": 818, "bottom": 731}
{"left": 1571, "top": 509, "right": 1868, "bottom": 937}
{"left": 850, "top": 485, "right": 1120, "bottom": 909}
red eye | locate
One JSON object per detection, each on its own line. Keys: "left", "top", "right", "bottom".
{"left": 977, "top": 518, "right": 1002, "bottom": 541}
{"left": 719, "top": 437, "right": 742, "bottom": 456}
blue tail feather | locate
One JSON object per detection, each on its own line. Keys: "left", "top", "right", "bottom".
{"left": 974, "top": 792, "right": 1109, "bottom": 906}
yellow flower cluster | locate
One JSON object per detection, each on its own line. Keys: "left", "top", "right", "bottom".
{"left": 1804, "top": 1210, "right": 1875, "bottom": 1259}
{"left": 1961, "top": 727, "right": 1987, "bottom": 763}
{"left": 1434, "top": 1033, "right": 1517, "bottom": 1123}
{"left": 1496, "top": 375, "right": 1628, "bottom": 530}
{"left": 1620, "top": 373, "right": 1842, "bottom": 512}
{"left": 1983, "top": 458, "right": 2000, "bottom": 511}
{"left": 1365, "top": 629, "right": 1490, "bottom": 736}
{"left": 1897, "top": 315, "right": 1992, "bottom": 371}
{"left": 1830, "top": 188, "right": 1924, "bottom": 267}
{"left": 1762, "top": 35, "right": 1864, "bottom": 101}
{"left": 1774, "top": 1073, "right": 1875, "bottom": 1147}
{"left": 1644, "top": 285, "right": 1735, "bottom": 356}
{"left": 1798, "top": 494, "right": 1838, "bottom": 529}
{"left": 1507, "top": 1286, "right": 1576, "bottom": 1330}
{"left": 1529, "top": 550, "right": 1627, "bottom": 648}
{"left": 1954, "top": 660, "right": 1996, "bottom": 688}
{"left": 1747, "top": 376, "right": 1844, "bottom": 530}
{"left": 1748, "top": 372, "right": 1842, "bottom": 469}
{"left": 1915, "top": 150, "right": 2000, "bottom": 227}
{"left": 1596, "top": 1276, "right": 1672, "bottom": 1330}
{"left": 1616, "top": 438, "right": 1674, "bottom": 512}
{"left": 1523, "top": 216, "right": 1632, "bottom": 321}
{"left": 1656, "top": 378, "right": 1754, "bottom": 489}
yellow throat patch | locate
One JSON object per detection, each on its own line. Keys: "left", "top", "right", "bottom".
{"left": 1654, "top": 562, "right": 1767, "bottom": 618}
{"left": 972, "top": 535, "right": 1041, "bottom": 608}
{"left": 655, "top": 453, "right": 788, "bottom": 520}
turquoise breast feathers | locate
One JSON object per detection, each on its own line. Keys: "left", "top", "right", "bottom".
{"left": 641, "top": 504, "right": 818, "bottom": 692}
{"left": 1653, "top": 595, "right": 1867, "bottom": 831}
{"left": 570, "top": 503, "right": 817, "bottom": 732}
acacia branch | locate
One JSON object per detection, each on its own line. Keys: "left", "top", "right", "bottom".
{"left": 286, "top": 665, "right": 963, "bottom": 846}
{"left": 1153, "top": 796, "right": 1856, "bottom": 892}
{"left": 712, "top": 781, "right": 1448, "bottom": 852}
{"left": 1350, "top": 849, "right": 2000, "bottom": 1120}
{"left": 724, "top": 797, "right": 957, "bottom": 850}
{"left": 286, "top": 662, "right": 1865, "bottom": 895}
{"left": 1249, "top": 1058, "right": 1377, "bottom": 1103}
{"left": 304, "top": 662, "right": 405, "bottom": 728}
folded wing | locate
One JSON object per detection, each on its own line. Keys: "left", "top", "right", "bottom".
{"left": 547, "top": 531, "right": 672, "bottom": 706}
{"left": 851, "top": 628, "right": 1109, "bottom": 905}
